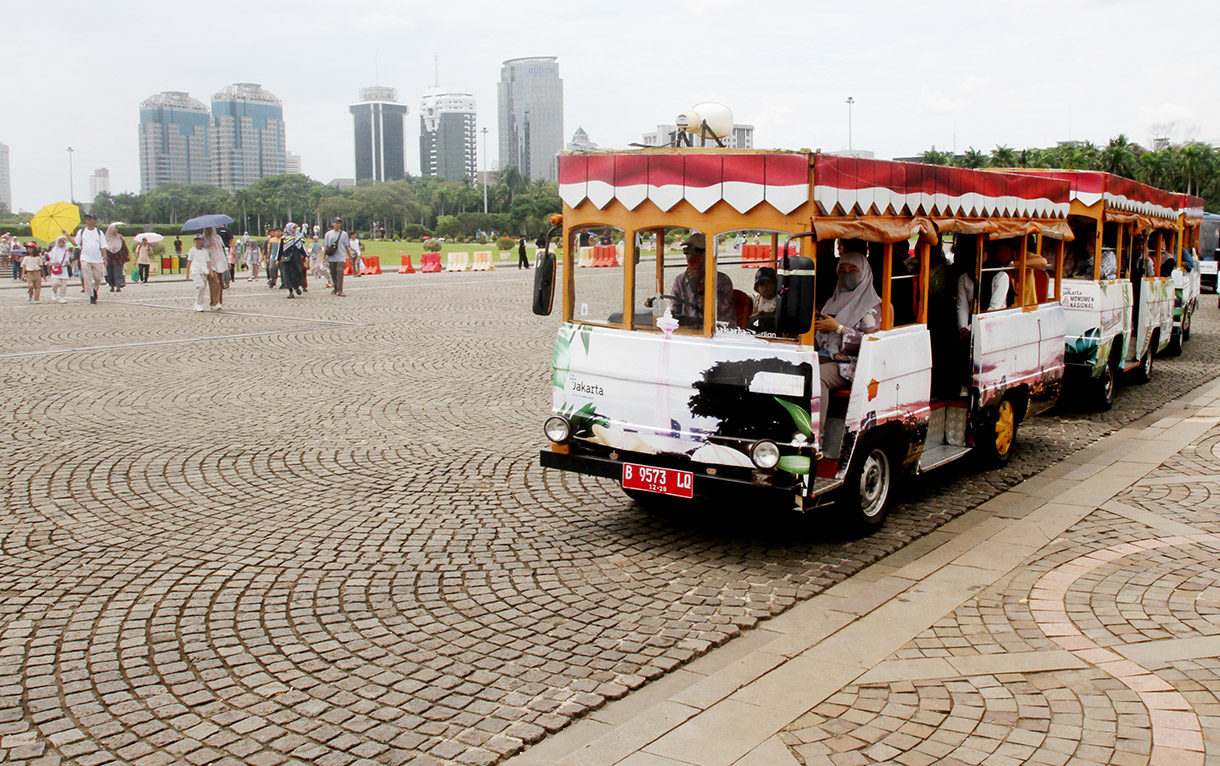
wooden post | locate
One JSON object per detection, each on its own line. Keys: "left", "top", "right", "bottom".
{"left": 621, "top": 229, "right": 634, "bottom": 329}
{"left": 918, "top": 241, "right": 930, "bottom": 325}
{"left": 1055, "top": 238, "right": 1065, "bottom": 302}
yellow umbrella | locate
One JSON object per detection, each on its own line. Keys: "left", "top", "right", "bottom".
{"left": 30, "top": 201, "right": 81, "bottom": 243}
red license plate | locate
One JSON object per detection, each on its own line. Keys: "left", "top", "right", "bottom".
{"left": 622, "top": 463, "right": 693, "bottom": 498}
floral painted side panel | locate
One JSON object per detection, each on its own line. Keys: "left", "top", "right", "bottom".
{"left": 972, "top": 305, "right": 1066, "bottom": 405}
{"left": 1060, "top": 279, "right": 1131, "bottom": 377}
{"left": 551, "top": 323, "right": 817, "bottom": 469}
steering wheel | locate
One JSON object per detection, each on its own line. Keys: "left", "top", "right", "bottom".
{"left": 654, "top": 293, "right": 699, "bottom": 312}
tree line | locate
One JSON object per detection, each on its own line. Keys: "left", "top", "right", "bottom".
{"left": 48, "top": 168, "right": 561, "bottom": 240}
{"left": 918, "top": 136, "right": 1220, "bottom": 207}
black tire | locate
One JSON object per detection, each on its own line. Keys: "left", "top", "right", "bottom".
{"left": 1092, "top": 357, "right": 1117, "bottom": 411}
{"left": 1163, "top": 327, "right": 1182, "bottom": 357}
{"left": 835, "top": 435, "right": 894, "bottom": 536}
{"left": 976, "top": 398, "right": 1019, "bottom": 468}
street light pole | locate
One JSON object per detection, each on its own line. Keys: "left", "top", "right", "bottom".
{"left": 67, "top": 147, "right": 75, "bottom": 202}
{"left": 481, "top": 127, "right": 489, "bottom": 215}
{"left": 845, "top": 97, "right": 854, "bottom": 153}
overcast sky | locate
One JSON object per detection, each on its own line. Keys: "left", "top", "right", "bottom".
{"left": 5, "top": 0, "right": 1217, "bottom": 212}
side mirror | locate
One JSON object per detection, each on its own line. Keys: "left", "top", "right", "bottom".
{"left": 775, "top": 254, "right": 816, "bottom": 334}
{"left": 533, "top": 250, "right": 556, "bottom": 315}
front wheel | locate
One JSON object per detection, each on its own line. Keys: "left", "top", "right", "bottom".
{"left": 1092, "top": 358, "right": 1117, "bottom": 411}
{"left": 1183, "top": 308, "right": 1193, "bottom": 341}
{"left": 835, "top": 436, "right": 894, "bottom": 536}
{"left": 976, "top": 399, "right": 1018, "bottom": 468}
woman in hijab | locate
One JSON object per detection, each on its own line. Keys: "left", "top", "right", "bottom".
{"left": 814, "top": 249, "right": 882, "bottom": 431}
{"left": 279, "top": 223, "right": 306, "bottom": 298}
{"left": 245, "top": 237, "right": 262, "bottom": 282}
{"left": 45, "top": 236, "right": 73, "bottom": 303}
{"left": 103, "top": 223, "right": 129, "bottom": 292}
{"left": 201, "top": 227, "right": 229, "bottom": 310}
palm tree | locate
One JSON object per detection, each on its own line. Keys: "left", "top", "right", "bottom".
{"left": 989, "top": 145, "right": 1018, "bottom": 168}
{"left": 956, "top": 148, "right": 987, "bottom": 168}
{"left": 918, "top": 147, "right": 953, "bottom": 166}
{"left": 1100, "top": 135, "right": 1139, "bottom": 178}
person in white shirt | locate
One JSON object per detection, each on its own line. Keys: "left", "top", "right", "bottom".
{"left": 45, "top": 237, "right": 73, "bottom": 303}
{"left": 187, "top": 233, "right": 212, "bottom": 312}
{"left": 67, "top": 213, "right": 107, "bottom": 304}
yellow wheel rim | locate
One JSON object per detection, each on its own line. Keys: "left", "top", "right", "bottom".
{"left": 995, "top": 401, "right": 1015, "bottom": 455}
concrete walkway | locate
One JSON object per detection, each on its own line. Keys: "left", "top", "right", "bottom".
{"left": 507, "top": 377, "right": 1220, "bottom": 766}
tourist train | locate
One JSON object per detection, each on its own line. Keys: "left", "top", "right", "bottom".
{"left": 531, "top": 147, "right": 1204, "bottom": 533}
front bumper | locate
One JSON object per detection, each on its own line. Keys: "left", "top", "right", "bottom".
{"left": 539, "top": 447, "right": 800, "bottom": 502}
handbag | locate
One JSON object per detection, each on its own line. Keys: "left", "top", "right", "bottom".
{"left": 325, "top": 230, "right": 343, "bottom": 257}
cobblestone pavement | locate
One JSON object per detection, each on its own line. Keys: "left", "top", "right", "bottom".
{"left": 0, "top": 272, "right": 1217, "bottom": 766}
{"left": 780, "top": 419, "right": 1220, "bottom": 766}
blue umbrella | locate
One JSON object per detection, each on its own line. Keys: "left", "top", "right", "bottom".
{"left": 181, "top": 214, "right": 235, "bottom": 232}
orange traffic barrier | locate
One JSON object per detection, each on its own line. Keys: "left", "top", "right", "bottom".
{"left": 577, "top": 246, "right": 595, "bottom": 267}
{"left": 592, "top": 245, "right": 618, "bottom": 267}
{"left": 344, "top": 261, "right": 354, "bottom": 275}
{"left": 398, "top": 254, "right": 415, "bottom": 273}
{"left": 741, "top": 244, "right": 772, "bottom": 268}
{"left": 420, "top": 252, "right": 442, "bottom": 273}
{"left": 360, "top": 256, "right": 381, "bottom": 275}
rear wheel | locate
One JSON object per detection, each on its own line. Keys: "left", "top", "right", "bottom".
{"left": 1130, "top": 343, "right": 1155, "bottom": 382}
{"left": 835, "top": 435, "right": 894, "bottom": 536}
{"left": 976, "top": 399, "right": 1018, "bottom": 467}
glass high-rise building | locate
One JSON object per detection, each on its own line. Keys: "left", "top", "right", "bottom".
{"left": 497, "top": 57, "right": 563, "bottom": 182}
{"left": 210, "top": 83, "right": 285, "bottom": 192}
{"left": 137, "top": 91, "right": 211, "bottom": 192}
{"left": 350, "top": 86, "right": 408, "bottom": 183}
{"left": 0, "top": 143, "right": 10, "bottom": 213}
{"left": 419, "top": 88, "right": 477, "bottom": 183}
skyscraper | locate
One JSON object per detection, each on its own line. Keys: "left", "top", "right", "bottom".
{"left": 419, "top": 88, "right": 477, "bottom": 183}
{"left": 497, "top": 57, "right": 563, "bottom": 182}
{"left": 137, "top": 91, "right": 211, "bottom": 192}
{"left": 210, "top": 83, "right": 285, "bottom": 192}
{"left": 0, "top": 143, "right": 10, "bottom": 213}
{"left": 349, "top": 86, "right": 408, "bottom": 183}
{"left": 88, "top": 169, "right": 110, "bottom": 203}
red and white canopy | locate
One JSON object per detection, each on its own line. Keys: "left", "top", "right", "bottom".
{"left": 558, "top": 152, "right": 810, "bottom": 215}
{"left": 814, "top": 156, "right": 1070, "bottom": 219}
{"left": 1179, "top": 193, "right": 1205, "bottom": 222}
{"left": 1009, "top": 170, "right": 1180, "bottom": 222}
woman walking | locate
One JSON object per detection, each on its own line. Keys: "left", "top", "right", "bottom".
{"left": 245, "top": 238, "right": 261, "bottom": 281}
{"left": 134, "top": 239, "right": 154, "bottom": 284}
{"left": 201, "top": 228, "right": 228, "bottom": 310}
{"left": 278, "top": 223, "right": 306, "bottom": 299}
{"left": 45, "top": 237, "right": 72, "bottom": 303}
{"left": 103, "top": 224, "right": 128, "bottom": 292}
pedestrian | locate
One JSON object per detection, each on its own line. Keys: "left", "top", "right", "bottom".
{"left": 265, "top": 233, "right": 279, "bottom": 288}
{"left": 21, "top": 243, "right": 43, "bottom": 302}
{"left": 9, "top": 238, "right": 25, "bottom": 282}
{"left": 279, "top": 223, "right": 306, "bottom": 298}
{"left": 201, "top": 228, "right": 228, "bottom": 310}
{"left": 308, "top": 235, "right": 327, "bottom": 285}
{"left": 518, "top": 236, "right": 530, "bottom": 269}
{"left": 134, "top": 239, "right": 153, "bottom": 284}
{"left": 102, "top": 224, "right": 129, "bottom": 292}
{"left": 227, "top": 240, "right": 237, "bottom": 282}
{"left": 245, "top": 237, "right": 261, "bottom": 281}
{"left": 187, "top": 233, "right": 211, "bottom": 311}
{"left": 45, "top": 236, "right": 72, "bottom": 303}
{"left": 68, "top": 213, "right": 106, "bottom": 303}
{"left": 348, "top": 231, "right": 363, "bottom": 277}
{"left": 173, "top": 236, "right": 183, "bottom": 256}
{"left": 323, "top": 216, "right": 350, "bottom": 297}
{"left": 1, "top": 234, "right": 14, "bottom": 280}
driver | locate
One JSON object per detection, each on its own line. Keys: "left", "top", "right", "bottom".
{"left": 667, "top": 233, "right": 735, "bottom": 327}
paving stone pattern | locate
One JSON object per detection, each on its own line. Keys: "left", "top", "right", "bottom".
{"left": 0, "top": 273, "right": 1217, "bottom": 765}
{"left": 782, "top": 419, "right": 1220, "bottom": 766}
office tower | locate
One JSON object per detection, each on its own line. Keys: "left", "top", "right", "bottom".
{"left": 137, "top": 91, "right": 211, "bottom": 192}
{"left": 210, "top": 83, "right": 286, "bottom": 192}
{"left": 285, "top": 152, "right": 302, "bottom": 175}
{"left": 350, "top": 87, "right": 408, "bottom": 183}
{"left": 88, "top": 168, "right": 110, "bottom": 202}
{"left": 641, "top": 123, "right": 755, "bottom": 149}
{"left": 497, "top": 57, "right": 563, "bottom": 182}
{"left": 419, "top": 88, "right": 477, "bottom": 183}
{"left": 0, "top": 143, "right": 10, "bottom": 212}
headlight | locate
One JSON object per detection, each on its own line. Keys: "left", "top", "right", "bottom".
{"left": 544, "top": 416, "right": 571, "bottom": 444}
{"left": 750, "top": 440, "right": 781, "bottom": 469}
